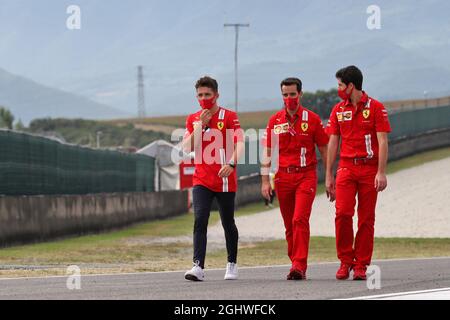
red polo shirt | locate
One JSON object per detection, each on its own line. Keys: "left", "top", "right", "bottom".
{"left": 185, "top": 107, "right": 243, "bottom": 193}
{"left": 326, "top": 92, "right": 391, "bottom": 160}
{"left": 263, "top": 106, "right": 329, "bottom": 168}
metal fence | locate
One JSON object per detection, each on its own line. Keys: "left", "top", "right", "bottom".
{"left": 1, "top": 104, "right": 449, "bottom": 194}
{"left": 0, "top": 130, "right": 155, "bottom": 196}
{"left": 237, "top": 104, "right": 450, "bottom": 178}
{"left": 388, "top": 105, "right": 450, "bottom": 140}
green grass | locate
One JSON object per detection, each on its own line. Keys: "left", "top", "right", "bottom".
{"left": 27, "top": 118, "right": 170, "bottom": 148}
{"left": 387, "top": 147, "right": 450, "bottom": 174}
{"left": 1, "top": 237, "right": 448, "bottom": 278}
{"left": 108, "top": 109, "right": 279, "bottom": 131}
{"left": 0, "top": 201, "right": 277, "bottom": 267}
{"left": 0, "top": 147, "right": 449, "bottom": 277}
{"left": 316, "top": 147, "right": 450, "bottom": 195}
{"left": 219, "top": 237, "right": 450, "bottom": 268}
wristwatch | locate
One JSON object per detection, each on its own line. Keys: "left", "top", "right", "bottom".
{"left": 228, "top": 160, "right": 236, "bottom": 168}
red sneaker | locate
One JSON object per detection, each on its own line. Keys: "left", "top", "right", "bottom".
{"left": 336, "top": 263, "right": 353, "bottom": 280}
{"left": 287, "top": 269, "right": 307, "bottom": 280}
{"left": 353, "top": 265, "right": 367, "bottom": 280}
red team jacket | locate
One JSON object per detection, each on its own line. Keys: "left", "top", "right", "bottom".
{"left": 264, "top": 106, "right": 329, "bottom": 168}
{"left": 185, "top": 107, "right": 243, "bottom": 193}
{"left": 326, "top": 92, "right": 391, "bottom": 160}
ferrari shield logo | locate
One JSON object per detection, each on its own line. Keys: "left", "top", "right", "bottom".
{"left": 217, "top": 122, "right": 224, "bottom": 130}
{"left": 363, "top": 109, "right": 370, "bottom": 119}
{"left": 301, "top": 123, "right": 308, "bottom": 132}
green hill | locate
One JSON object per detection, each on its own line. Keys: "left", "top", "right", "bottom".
{"left": 25, "top": 118, "right": 169, "bottom": 149}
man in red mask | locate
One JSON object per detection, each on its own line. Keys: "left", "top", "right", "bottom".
{"left": 261, "top": 78, "right": 329, "bottom": 280}
{"left": 326, "top": 66, "right": 391, "bottom": 280}
{"left": 182, "top": 76, "right": 244, "bottom": 282}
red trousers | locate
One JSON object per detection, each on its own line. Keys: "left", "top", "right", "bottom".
{"left": 335, "top": 160, "right": 378, "bottom": 267}
{"left": 275, "top": 168, "right": 317, "bottom": 271}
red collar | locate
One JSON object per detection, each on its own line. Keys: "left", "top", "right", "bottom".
{"left": 343, "top": 91, "right": 369, "bottom": 108}
{"left": 282, "top": 106, "right": 303, "bottom": 121}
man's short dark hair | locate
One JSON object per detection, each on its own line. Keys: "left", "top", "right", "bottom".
{"left": 195, "top": 76, "right": 218, "bottom": 93}
{"left": 335, "top": 66, "right": 363, "bottom": 90}
{"left": 280, "top": 77, "right": 302, "bottom": 93}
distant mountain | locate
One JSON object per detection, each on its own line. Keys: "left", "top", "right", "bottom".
{"left": 0, "top": 68, "right": 130, "bottom": 123}
{"left": 232, "top": 38, "right": 450, "bottom": 111}
{"left": 1, "top": 0, "right": 449, "bottom": 117}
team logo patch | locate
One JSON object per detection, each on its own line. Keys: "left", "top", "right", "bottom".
{"left": 363, "top": 109, "right": 370, "bottom": 119}
{"left": 337, "top": 112, "right": 343, "bottom": 122}
{"left": 301, "top": 123, "right": 308, "bottom": 132}
{"left": 343, "top": 111, "right": 353, "bottom": 121}
{"left": 217, "top": 122, "right": 224, "bottom": 130}
{"left": 274, "top": 123, "right": 289, "bottom": 134}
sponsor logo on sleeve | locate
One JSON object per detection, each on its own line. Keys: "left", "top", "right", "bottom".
{"left": 274, "top": 123, "right": 289, "bottom": 134}
{"left": 343, "top": 111, "right": 353, "bottom": 121}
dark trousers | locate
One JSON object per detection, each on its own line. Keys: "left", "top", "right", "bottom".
{"left": 192, "top": 185, "right": 238, "bottom": 268}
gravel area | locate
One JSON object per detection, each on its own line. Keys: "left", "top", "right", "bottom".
{"left": 137, "top": 157, "right": 450, "bottom": 246}
{"left": 208, "top": 156, "right": 450, "bottom": 242}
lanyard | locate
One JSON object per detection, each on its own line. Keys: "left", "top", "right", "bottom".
{"left": 286, "top": 114, "right": 299, "bottom": 136}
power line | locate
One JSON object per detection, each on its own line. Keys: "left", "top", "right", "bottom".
{"left": 224, "top": 23, "right": 250, "bottom": 114}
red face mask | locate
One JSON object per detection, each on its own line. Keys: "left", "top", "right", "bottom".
{"left": 283, "top": 96, "right": 299, "bottom": 111}
{"left": 198, "top": 96, "right": 216, "bottom": 110}
{"left": 338, "top": 85, "right": 353, "bottom": 101}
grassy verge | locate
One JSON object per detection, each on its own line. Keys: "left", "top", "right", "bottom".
{"left": 0, "top": 147, "right": 449, "bottom": 278}
{"left": 386, "top": 147, "right": 450, "bottom": 174}
{"left": 0, "top": 200, "right": 278, "bottom": 277}
{"left": 232, "top": 237, "right": 450, "bottom": 268}
{"left": 0, "top": 237, "right": 449, "bottom": 278}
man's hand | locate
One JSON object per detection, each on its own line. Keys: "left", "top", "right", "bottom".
{"left": 325, "top": 173, "right": 336, "bottom": 202}
{"left": 375, "top": 172, "right": 387, "bottom": 192}
{"left": 200, "top": 110, "right": 212, "bottom": 127}
{"left": 218, "top": 165, "right": 234, "bottom": 178}
{"left": 261, "top": 180, "right": 273, "bottom": 201}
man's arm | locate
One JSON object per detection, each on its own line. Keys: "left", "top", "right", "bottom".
{"left": 315, "top": 116, "right": 330, "bottom": 190}
{"left": 181, "top": 121, "right": 202, "bottom": 153}
{"left": 375, "top": 132, "right": 388, "bottom": 192}
{"left": 261, "top": 146, "right": 272, "bottom": 200}
{"left": 218, "top": 113, "right": 245, "bottom": 178}
{"left": 261, "top": 117, "right": 275, "bottom": 200}
{"left": 181, "top": 110, "right": 212, "bottom": 153}
{"left": 218, "top": 140, "right": 245, "bottom": 178}
{"left": 233, "top": 141, "right": 245, "bottom": 164}
{"left": 325, "top": 134, "right": 340, "bottom": 202}
{"left": 318, "top": 144, "right": 328, "bottom": 177}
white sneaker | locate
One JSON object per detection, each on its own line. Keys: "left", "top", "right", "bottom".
{"left": 184, "top": 262, "right": 204, "bottom": 281}
{"left": 224, "top": 262, "right": 238, "bottom": 280}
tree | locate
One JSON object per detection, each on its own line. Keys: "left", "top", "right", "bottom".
{"left": 0, "top": 106, "right": 15, "bottom": 130}
{"left": 15, "top": 119, "right": 25, "bottom": 131}
{"left": 303, "top": 88, "right": 340, "bottom": 119}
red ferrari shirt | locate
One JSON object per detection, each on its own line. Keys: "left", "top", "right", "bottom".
{"left": 326, "top": 92, "right": 391, "bottom": 160}
{"left": 185, "top": 107, "right": 243, "bottom": 192}
{"left": 263, "top": 106, "right": 329, "bottom": 168}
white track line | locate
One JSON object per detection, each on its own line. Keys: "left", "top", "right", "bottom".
{"left": 0, "top": 257, "right": 449, "bottom": 282}
{"left": 344, "top": 287, "right": 450, "bottom": 300}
